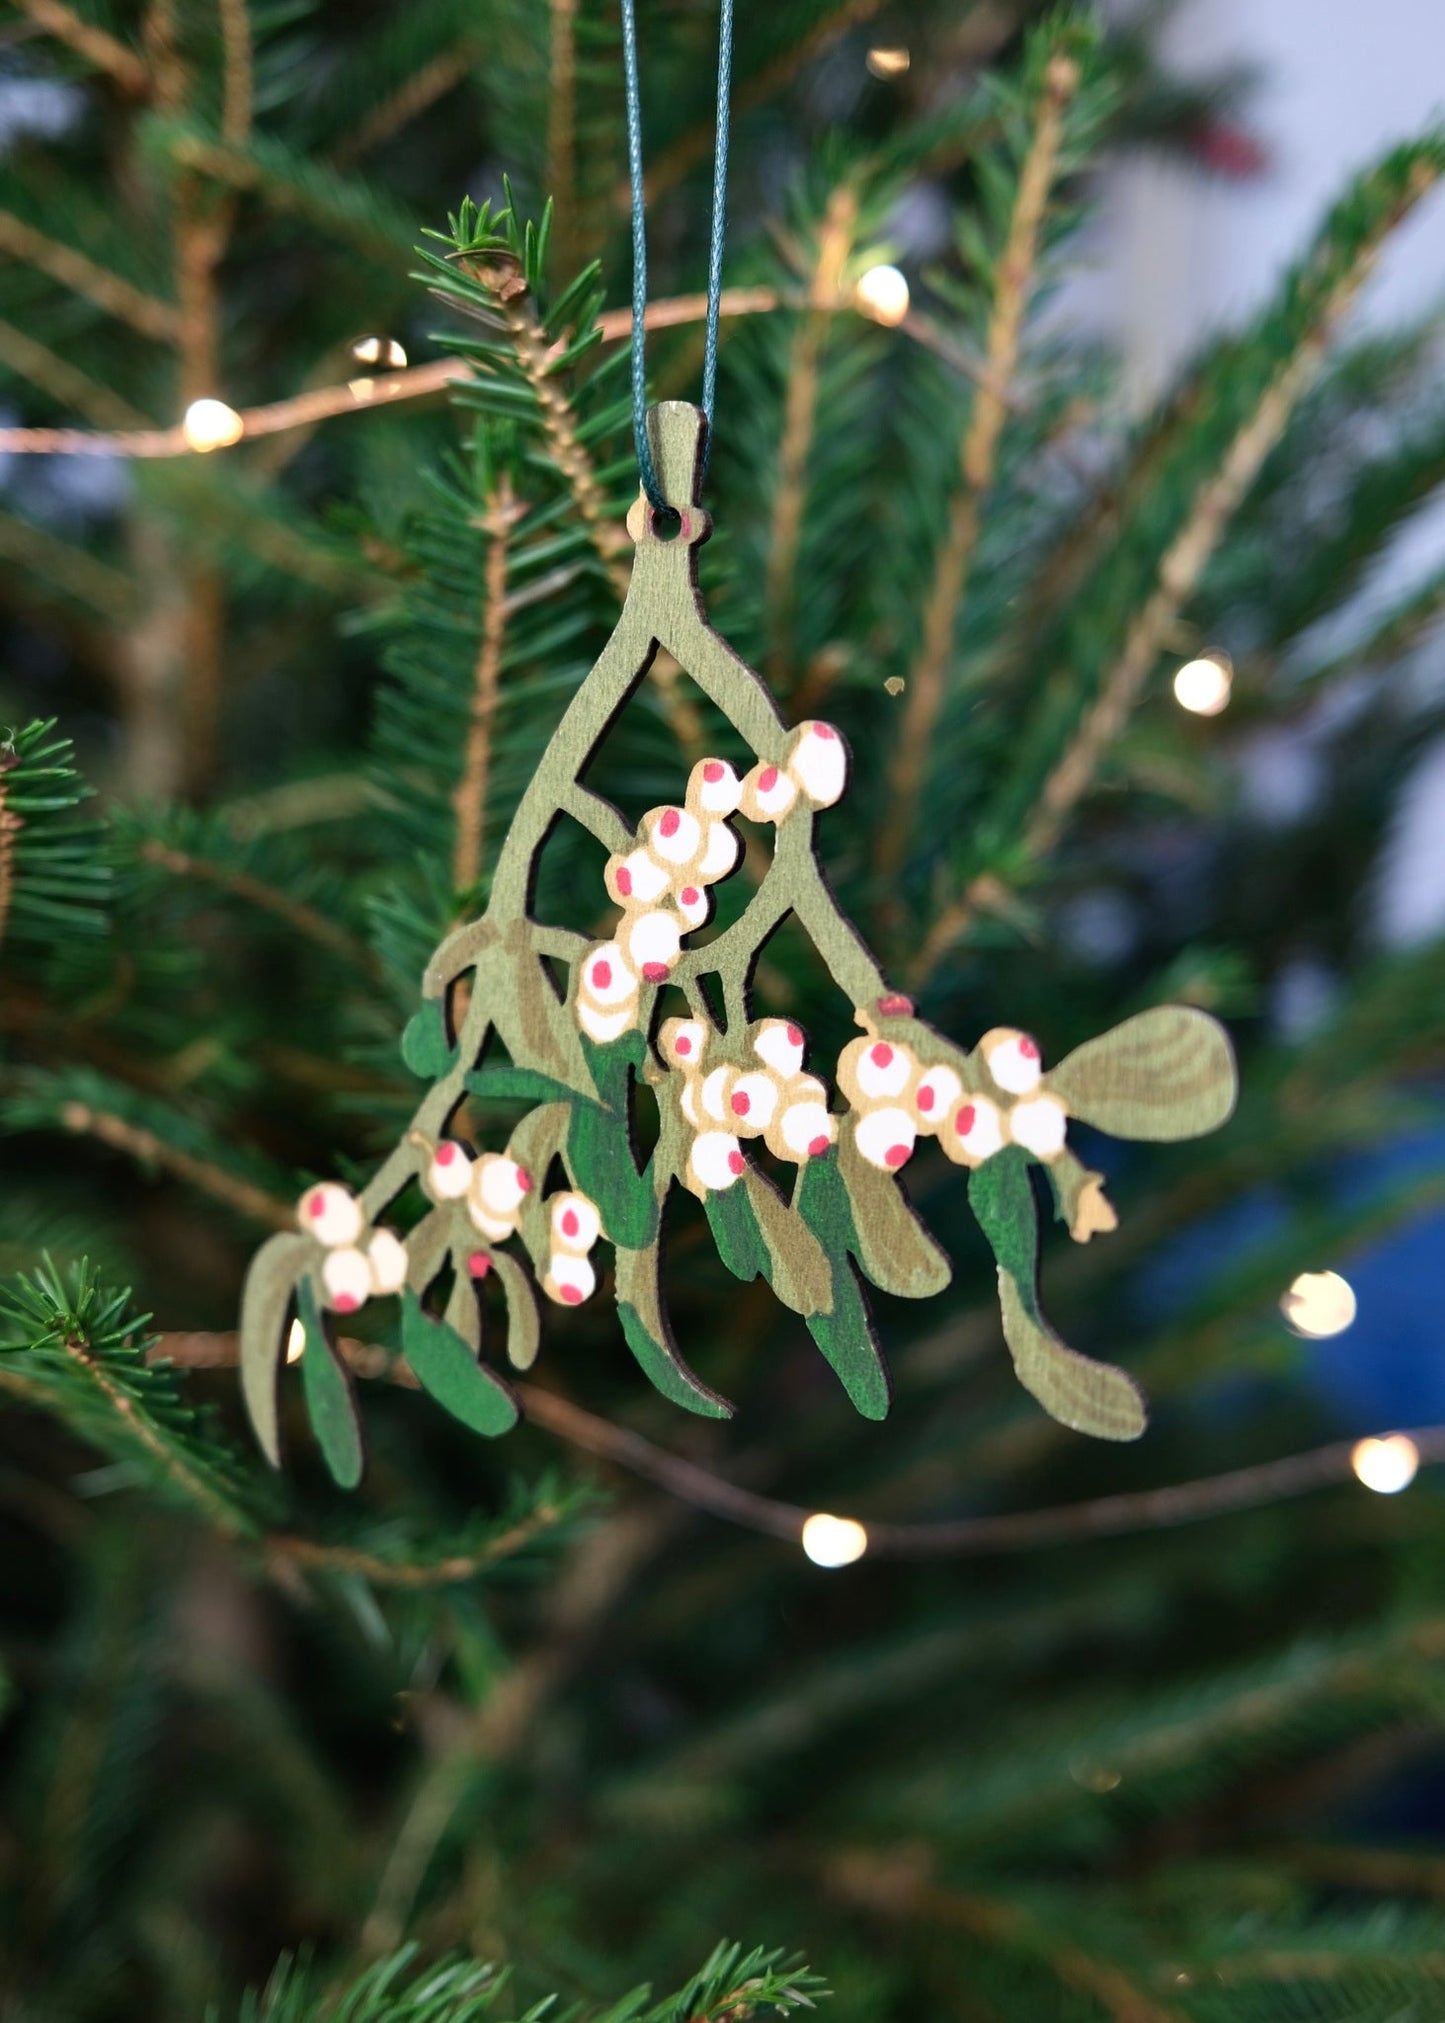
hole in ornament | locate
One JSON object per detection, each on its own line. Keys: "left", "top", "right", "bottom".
{"left": 446, "top": 966, "right": 478, "bottom": 1045}
{"left": 694, "top": 970, "right": 728, "bottom": 1035}
{"left": 542, "top": 1152, "right": 569, "bottom": 1199}
{"left": 532, "top": 809, "right": 614, "bottom": 938}
{"left": 651, "top": 506, "right": 682, "bottom": 541}
{"left": 540, "top": 953, "right": 569, "bottom": 1004}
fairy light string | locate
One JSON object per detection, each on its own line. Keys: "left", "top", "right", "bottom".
{"left": 620, "top": 0, "right": 734, "bottom": 517}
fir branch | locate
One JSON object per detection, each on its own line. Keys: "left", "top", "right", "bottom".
{"left": 136, "top": 837, "right": 381, "bottom": 972}
{"left": 878, "top": 49, "right": 1079, "bottom": 880}
{"left": 0, "top": 319, "right": 152, "bottom": 430}
{"left": 547, "top": 0, "right": 578, "bottom": 273}
{"left": 330, "top": 44, "right": 474, "bottom": 167}
{"left": 0, "top": 512, "right": 135, "bottom": 620}
{"left": 0, "top": 753, "right": 20, "bottom": 955}
{"left": 9, "top": 0, "right": 150, "bottom": 95}
{"left": 451, "top": 474, "right": 518, "bottom": 897}
{"left": 765, "top": 183, "right": 857, "bottom": 681}
{"left": 266, "top": 1504, "right": 566, "bottom": 1589}
{"left": 56, "top": 1100, "right": 295, "bottom": 1230}
{"left": 0, "top": 210, "right": 180, "bottom": 341}
{"left": 218, "top": 0, "right": 254, "bottom": 147}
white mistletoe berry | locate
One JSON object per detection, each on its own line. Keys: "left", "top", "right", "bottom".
{"left": 545, "top": 1252, "right": 597, "bottom": 1306}
{"left": 680, "top": 1076, "right": 701, "bottom": 1126}
{"left": 788, "top": 720, "right": 847, "bottom": 807}
{"left": 579, "top": 941, "right": 637, "bottom": 1008}
{"left": 854, "top": 1106, "right": 917, "bottom": 1171}
{"left": 699, "top": 1065, "right": 732, "bottom": 1122}
{"left": 608, "top": 847, "right": 672, "bottom": 907}
{"left": 551, "top": 1191, "right": 601, "bottom": 1254}
{"left": 622, "top": 908, "right": 683, "bottom": 982}
{"left": 426, "top": 1140, "right": 473, "bottom": 1200}
{"left": 321, "top": 1245, "right": 372, "bottom": 1314}
{"left": 297, "top": 1181, "right": 364, "bottom": 1248}
{"left": 646, "top": 804, "right": 702, "bottom": 865}
{"left": 913, "top": 1064, "right": 964, "bottom": 1131}
{"left": 690, "top": 757, "right": 744, "bottom": 816}
{"left": 980, "top": 1027, "right": 1043, "bottom": 1095}
{"left": 366, "top": 1228, "right": 409, "bottom": 1296}
{"left": 578, "top": 998, "right": 637, "bottom": 1043}
{"left": 776, "top": 1098, "right": 836, "bottom": 1161}
{"left": 726, "top": 1071, "right": 778, "bottom": 1133}
{"left": 474, "top": 1152, "right": 533, "bottom": 1219}
{"left": 740, "top": 762, "right": 798, "bottom": 824}
{"left": 1008, "top": 1095, "right": 1069, "bottom": 1161}
{"left": 850, "top": 1037, "right": 916, "bottom": 1102}
{"left": 753, "top": 1018, "right": 806, "bottom": 1080}
{"left": 688, "top": 1130, "right": 747, "bottom": 1192}
{"left": 697, "top": 820, "right": 740, "bottom": 882}
{"left": 672, "top": 880, "right": 710, "bottom": 930}
{"left": 659, "top": 1017, "right": 707, "bottom": 1069}
{"left": 944, "top": 1094, "right": 1005, "bottom": 1166}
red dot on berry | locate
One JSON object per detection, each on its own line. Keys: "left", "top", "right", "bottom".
{"left": 616, "top": 867, "right": 632, "bottom": 895}
{"left": 468, "top": 1252, "right": 491, "bottom": 1278}
{"left": 727, "top": 1150, "right": 745, "bottom": 1175}
{"left": 704, "top": 761, "right": 724, "bottom": 782}
{"left": 561, "top": 1283, "right": 583, "bottom": 1305}
{"left": 334, "top": 1293, "right": 359, "bottom": 1313}
{"left": 643, "top": 961, "right": 668, "bottom": 981}
{"left": 885, "top": 1143, "right": 911, "bottom": 1169}
{"left": 676, "top": 1036, "right": 692, "bottom": 1055}
{"left": 306, "top": 1195, "right": 323, "bottom": 1217}
{"left": 593, "top": 960, "right": 612, "bottom": 989}
{"left": 787, "top": 1024, "right": 803, "bottom": 1047}
{"left": 809, "top": 1134, "right": 830, "bottom": 1156}
{"left": 731, "top": 1091, "right": 750, "bottom": 1115}
{"left": 758, "top": 766, "right": 778, "bottom": 791}
{"left": 1019, "top": 1035, "right": 1040, "bottom": 1060}
{"left": 681, "top": 886, "right": 700, "bottom": 906}
{"left": 871, "top": 1042, "right": 894, "bottom": 1068}
{"left": 435, "top": 1142, "right": 455, "bottom": 1165}
{"left": 878, "top": 993, "right": 914, "bottom": 1016}
{"left": 955, "top": 1105, "right": 976, "bottom": 1137}
{"left": 918, "top": 1086, "right": 934, "bottom": 1111}
{"left": 516, "top": 1167, "right": 532, "bottom": 1193}
{"left": 660, "top": 808, "right": 680, "bottom": 837}
{"left": 561, "top": 1209, "right": 579, "bottom": 1238}
{"left": 815, "top": 722, "right": 837, "bottom": 739}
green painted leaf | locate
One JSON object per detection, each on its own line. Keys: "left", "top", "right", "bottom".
{"left": 837, "top": 1133, "right": 952, "bottom": 1299}
{"left": 238, "top": 1231, "right": 312, "bottom": 1466}
{"left": 297, "top": 1278, "right": 364, "bottom": 1489}
{"left": 568, "top": 1095, "right": 657, "bottom": 1249}
{"left": 794, "top": 1155, "right": 890, "bottom": 1419}
{"left": 466, "top": 1064, "right": 573, "bottom": 1105}
{"left": 401, "top": 1288, "right": 518, "bottom": 1438}
{"left": 490, "top": 1251, "right": 541, "bottom": 1370}
{"left": 1047, "top": 1006, "right": 1237, "bottom": 1142}
{"left": 401, "top": 999, "right": 454, "bottom": 1079}
{"left": 969, "top": 1154, "right": 1146, "bottom": 1441}
{"left": 704, "top": 1180, "right": 770, "bottom": 1285}
{"left": 615, "top": 1241, "right": 732, "bottom": 1418}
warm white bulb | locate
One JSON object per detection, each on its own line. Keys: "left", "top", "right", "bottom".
{"left": 1281, "top": 1269, "right": 1357, "bottom": 1339}
{"left": 801, "top": 1512, "right": 868, "bottom": 1567}
{"left": 351, "top": 334, "right": 407, "bottom": 369}
{"left": 285, "top": 1317, "right": 306, "bottom": 1363}
{"left": 1351, "top": 1434, "right": 1419, "bottom": 1495}
{"left": 866, "top": 46, "right": 910, "bottom": 79}
{"left": 1173, "top": 654, "right": 1232, "bottom": 716}
{"left": 182, "top": 397, "right": 244, "bottom": 452}
{"left": 855, "top": 264, "right": 910, "bottom": 327}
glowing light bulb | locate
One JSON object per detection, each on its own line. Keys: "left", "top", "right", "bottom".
{"left": 351, "top": 334, "right": 408, "bottom": 369}
{"left": 866, "top": 46, "right": 910, "bottom": 79}
{"left": 855, "top": 264, "right": 910, "bottom": 327}
{"left": 1173, "top": 653, "right": 1232, "bottom": 716}
{"left": 801, "top": 1512, "right": 868, "bottom": 1567}
{"left": 1351, "top": 1434, "right": 1419, "bottom": 1495}
{"left": 182, "top": 397, "right": 244, "bottom": 452}
{"left": 286, "top": 1317, "right": 306, "bottom": 1363}
{"left": 1280, "top": 1269, "right": 1356, "bottom": 1339}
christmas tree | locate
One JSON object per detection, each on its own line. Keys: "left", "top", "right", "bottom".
{"left": 2, "top": 4, "right": 1445, "bottom": 2017}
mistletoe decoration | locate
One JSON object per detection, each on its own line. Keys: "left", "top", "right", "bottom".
{"left": 241, "top": 403, "right": 1237, "bottom": 1486}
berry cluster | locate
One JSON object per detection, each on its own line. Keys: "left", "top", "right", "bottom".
{"left": 298, "top": 1182, "right": 408, "bottom": 1314}
{"left": 836, "top": 1024, "right": 1071, "bottom": 1173}
{"left": 660, "top": 1015, "right": 837, "bottom": 1195}
{"left": 542, "top": 1191, "right": 603, "bottom": 1306}
{"left": 575, "top": 722, "right": 849, "bottom": 1044}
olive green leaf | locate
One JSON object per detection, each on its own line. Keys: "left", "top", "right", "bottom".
{"left": 615, "top": 1238, "right": 733, "bottom": 1418}
{"left": 239, "top": 1230, "right": 312, "bottom": 1467}
{"left": 837, "top": 1130, "right": 952, "bottom": 1298}
{"left": 490, "top": 1250, "right": 541, "bottom": 1370}
{"left": 704, "top": 1168, "right": 833, "bottom": 1317}
{"left": 1048, "top": 1006, "right": 1237, "bottom": 1141}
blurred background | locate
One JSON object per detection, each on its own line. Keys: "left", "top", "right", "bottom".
{"left": 1, "top": 2, "right": 1444, "bottom": 2019}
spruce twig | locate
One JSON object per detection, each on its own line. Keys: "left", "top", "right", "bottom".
{"left": 57, "top": 1102, "right": 295, "bottom": 1230}
{"left": 0, "top": 211, "right": 179, "bottom": 340}
{"left": 136, "top": 838, "right": 381, "bottom": 972}
{"left": 451, "top": 474, "right": 518, "bottom": 899}
{"left": 547, "top": 0, "right": 578, "bottom": 275}
{"left": 0, "top": 320, "right": 153, "bottom": 430}
{"left": 9, "top": 0, "right": 150, "bottom": 94}
{"left": 218, "top": 0, "right": 254, "bottom": 147}
{"left": 877, "top": 51, "right": 1079, "bottom": 881}
{"left": 331, "top": 45, "right": 474, "bottom": 167}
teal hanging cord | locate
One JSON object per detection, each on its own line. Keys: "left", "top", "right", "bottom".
{"left": 620, "top": 0, "right": 734, "bottom": 516}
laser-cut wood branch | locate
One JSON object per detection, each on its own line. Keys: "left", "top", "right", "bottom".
{"left": 239, "top": 404, "right": 1238, "bottom": 1486}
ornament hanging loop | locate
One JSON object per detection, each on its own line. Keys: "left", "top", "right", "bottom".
{"left": 625, "top": 402, "right": 714, "bottom": 549}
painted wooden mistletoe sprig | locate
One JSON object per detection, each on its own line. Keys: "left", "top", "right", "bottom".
{"left": 240, "top": 403, "right": 1237, "bottom": 1486}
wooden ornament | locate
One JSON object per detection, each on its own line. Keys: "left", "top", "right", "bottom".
{"left": 240, "top": 402, "right": 1238, "bottom": 1480}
